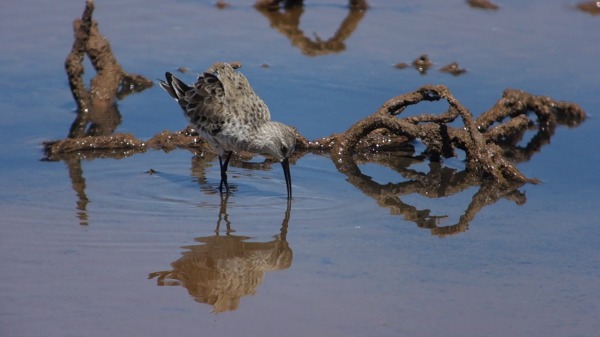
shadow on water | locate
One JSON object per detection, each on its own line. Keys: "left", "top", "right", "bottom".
{"left": 148, "top": 195, "right": 292, "bottom": 313}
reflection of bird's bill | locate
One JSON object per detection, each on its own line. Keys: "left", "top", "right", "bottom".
{"left": 281, "top": 158, "right": 292, "bottom": 199}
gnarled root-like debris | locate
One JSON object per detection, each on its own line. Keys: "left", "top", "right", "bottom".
{"left": 43, "top": 127, "right": 210, "bottom": 161}
{"left": 65, "top": 0, "right": 152, "bottom": 139}
{"left": 330, "top": 84, "right": 586, "bottom": 187}
{"left": 321, "top": 85, "right": 585, "bottom": 236}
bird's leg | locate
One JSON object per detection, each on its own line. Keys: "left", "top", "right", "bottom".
{"left": 218, "top": 151, "right": 233, "bottom": 194}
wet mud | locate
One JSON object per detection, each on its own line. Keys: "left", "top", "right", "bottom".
{"left": 396, "top": 54, "right": 467, "bottom": 76}
{"left": 439, "top": 62, "right": 467, "bottom": 76}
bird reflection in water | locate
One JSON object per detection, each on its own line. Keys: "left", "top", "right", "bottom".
{"left": 148, "top": 195, "right": 292, "bottom": 312}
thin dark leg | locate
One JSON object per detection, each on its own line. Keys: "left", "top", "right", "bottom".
{"left": 218, "top": 151, "right": 233, "bottom": 194}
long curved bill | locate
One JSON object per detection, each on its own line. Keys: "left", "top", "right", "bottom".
{"left": 281, "top": 158, "right": 292, "bottom": 199}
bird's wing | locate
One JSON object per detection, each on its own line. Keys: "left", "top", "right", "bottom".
{"left": 160, "top": 63, "right": 272, "bottom": 136}
{"left": 205, "top": 63, "right": 272, "bottom": 123}
{"left": 159, "top": 71, "right": 227, "bottom": 136}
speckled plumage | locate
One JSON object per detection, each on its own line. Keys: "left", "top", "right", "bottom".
{"left": 160, "top": 62, "right": 296, "bottom": 198}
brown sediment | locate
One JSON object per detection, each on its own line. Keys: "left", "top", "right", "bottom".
{"left": 394, "top": 62, "right": 410, "bottom": 69}
{"left": 412, "top": 54, "right": 433, "bottom": 74}
{"left": 331, "top": 84, "right": 586, "bottom": 187}
{"left": 145, "top": 127, "right": 209, "bottom": 151}
{"left": 44, "top": 133, "right": 144, "bottom": 157}
{"left": 396, "top": 57, "right": 467, "bottom": 76}
{"left": 467, "top": 0, "right": 499, "bottom": 10}
{"left": 43, "top": 127, "right": 212, "bottom": 161}
{"left": 477, "top": 88, "right": 586, "bottom": 163}
{"left": 323, "top": 85, "right": 585, "bottom": 236}
{"left": 215, "top": 0, "right": 232, "bottom": 9}
{"left": 440, "top": 62, "right": 467, "bottom": 76}
{"left": 576, "top": 1, "right": 600, "bottom": 15}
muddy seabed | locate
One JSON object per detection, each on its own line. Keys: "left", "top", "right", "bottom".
{"left": 1, "top": 1, "right": 599, "bottom": 337}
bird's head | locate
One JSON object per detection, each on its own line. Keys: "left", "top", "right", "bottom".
{"left": 257, "top": 122, "right": 296, "bottom": 199}
{"left": 257, "top": 122, "right": 296, "bottom": 162}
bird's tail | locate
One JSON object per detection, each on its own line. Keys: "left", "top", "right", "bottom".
{"left": 159, "top": 72, "right": 192, "bottom": 101}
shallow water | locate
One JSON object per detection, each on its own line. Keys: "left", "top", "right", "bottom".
{"left": 1, "top": 0, "right": 599, "bottom": 336}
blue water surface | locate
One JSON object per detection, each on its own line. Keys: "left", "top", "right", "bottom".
{"left": 1, "top": 1, "right": 599, "bottom": 336}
